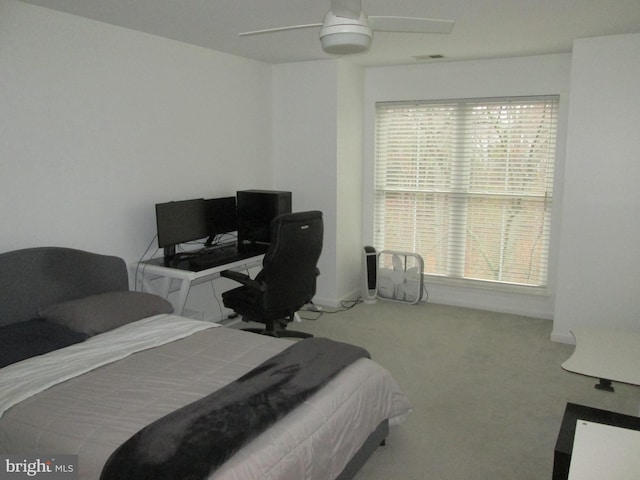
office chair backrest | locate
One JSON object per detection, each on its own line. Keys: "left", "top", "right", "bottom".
{"left": 257, "top": 211, "right": 323, "bottom": 313}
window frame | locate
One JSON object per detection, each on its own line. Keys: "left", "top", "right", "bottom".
{"left": 373, "top": 95, "right": 560, "bottom": 294}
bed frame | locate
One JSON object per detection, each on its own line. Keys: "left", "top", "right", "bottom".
{"left": 0, "top": 246, "right": 388, "bottom": 480}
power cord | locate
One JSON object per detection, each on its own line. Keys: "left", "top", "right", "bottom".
{"left": 209, "top": 281, "right": 225, "bottom": 322}
{"left": 297, "top": 298, "right": 363, "bottom": 321}
{"left": 422, "top": 282, "right": 429, "bottom": 303}
{"left": 134, "top": 234, "right": 159, "bottom": 291}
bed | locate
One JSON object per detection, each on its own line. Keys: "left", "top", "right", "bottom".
{"left": 0, "top": 247, "right": 412, "bottom": 480}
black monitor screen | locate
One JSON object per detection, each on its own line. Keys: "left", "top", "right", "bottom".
{"left": 155, "top": 198, "right": 207, "bottom": 248}
{"left": 205, "top": 197, "right": 238, "bottom": 238}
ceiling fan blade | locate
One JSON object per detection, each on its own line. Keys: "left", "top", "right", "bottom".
{"left": 369, "top": 16, "right": 454, "bottom": 34}
{"left": 331, "top": 0, "right": 361, "bottom": 20}
{"left": 239, "top": 23, "right": 322, "bottom": 36}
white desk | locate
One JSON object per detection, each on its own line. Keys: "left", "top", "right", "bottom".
{"left": 562, "top": 328, "right": 640, "bottom": 392}
{"left": 133, "top": 253, "right": 264, "bottom": 316}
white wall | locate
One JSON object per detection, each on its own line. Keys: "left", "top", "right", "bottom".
{"left": 363, "top": 54, "right": 572, "bottom": 319}
{"left": 335, "top": 61, "right": 365, "bottom": 302}
{"left": 5, "top": 2, "right": 638, "bottom": 329}
{"left": 271, "top": 60, "right": 339, "bottom": 305}
{"left": 271, "top": 60, "right": 366, "bottom": 306}
{"left": 1, "top": 1, "right": 272, "bottom": 300}
{"left": 551, "top": 34, "right": 640, "bottom": 343}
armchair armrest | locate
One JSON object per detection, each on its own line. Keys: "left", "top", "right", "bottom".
{"left": 220, "top": 270, "right": 266, "bottom": 292}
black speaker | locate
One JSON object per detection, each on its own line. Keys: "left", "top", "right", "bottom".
{"left": 237, "top": 190, "right": 292, "bottom": 249}
{"left": 362, "top": 245, "right": 377, "bottom": 303}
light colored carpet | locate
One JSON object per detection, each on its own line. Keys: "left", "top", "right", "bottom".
{"left": 282, "top": 301, "right": 639, "bottom": 480}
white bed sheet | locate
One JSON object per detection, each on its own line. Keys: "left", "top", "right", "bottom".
{"left": 0, "top": 316, "right": 412, "bottom": 480}
{"left": 0, "top": 315, "right": 217, "bottom": 417}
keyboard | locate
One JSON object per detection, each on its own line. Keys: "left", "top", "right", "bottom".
{"left": 188, "top": 244, "right": 242, "bottom": 270}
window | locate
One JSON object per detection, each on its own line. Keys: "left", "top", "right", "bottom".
{"left": 374, "top": 96, "right": 559, "bottom": 290}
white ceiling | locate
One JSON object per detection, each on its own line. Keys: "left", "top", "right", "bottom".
{"left": 18, "top": 0, "right": 640, "bottom": 66}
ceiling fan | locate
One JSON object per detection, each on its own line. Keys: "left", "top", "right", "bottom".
{"left": 239, "top": 0, "right": 454, "bottom": 56}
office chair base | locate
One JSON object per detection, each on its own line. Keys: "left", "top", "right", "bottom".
{"left": 241, "top": 327, "right": 313, "bottom": 339}
{"left": 278, "top": 330, "right": 313, "bottom": 339}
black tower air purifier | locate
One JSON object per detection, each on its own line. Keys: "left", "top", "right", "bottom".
{"left": 237, "top": 190, "right": 292, "bottom": 251}
{"left": 362, "top": 245, "right": 378, "bottom": 303}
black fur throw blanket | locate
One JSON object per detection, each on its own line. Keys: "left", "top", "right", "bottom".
{"left": 100, "top": 337, "right": 370, "bottom": 480}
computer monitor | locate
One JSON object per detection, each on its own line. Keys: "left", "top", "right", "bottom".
{"left": 155, "top": 198, "right": 207, "bottom": 256}
{"left": 204, "top": 196, "right": 238, "bottom": 246}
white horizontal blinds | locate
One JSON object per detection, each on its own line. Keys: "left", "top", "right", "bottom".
{"left": 375, "top": 102, "right": 457, "bottom": 276}
{"left": 375, "top": 96, "right": 559, "bottom": 288}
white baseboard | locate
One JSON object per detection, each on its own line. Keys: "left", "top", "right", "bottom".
{"left": 550, "top": 331, "right": 576, "bottom": 345}
{"left": 313, "top": 287, "right": 362, "bottom": 309}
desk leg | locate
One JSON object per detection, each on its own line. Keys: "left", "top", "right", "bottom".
{"left": 157, "top": 276, "right": 172, "bottom": 298}
{"left": 137, "top": 272, "right": 171, "bottom": 298}
{"left": 595, "top": 378, "right": 615, "bottom": 392}
{"left": 138, "top": 274, "right": 187, "bottom": 316}
{"left": 173, "top": 280, "right": 191, "bottom": 316}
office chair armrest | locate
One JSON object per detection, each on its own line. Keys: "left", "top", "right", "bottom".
{"left": 220, "top": 270, "right": 266, "bottom": 292}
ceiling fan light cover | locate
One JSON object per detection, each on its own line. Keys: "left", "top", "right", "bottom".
{"left": 320, "top": 26, "right": 372, "bottom": 55}
{"left": 240, "top": 2, "right": 454, "bottom": 57}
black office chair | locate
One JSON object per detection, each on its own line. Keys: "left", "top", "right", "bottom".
{"left": 221, "top": 211, "right": 323, "bottom": 338}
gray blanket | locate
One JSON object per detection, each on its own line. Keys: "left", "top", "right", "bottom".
{"left": 100, "top": 337, "right": 370, "bottom": 480}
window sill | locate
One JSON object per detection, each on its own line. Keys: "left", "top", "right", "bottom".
{"left": 423, "top": 274, "right": 550, "bottom": 297}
